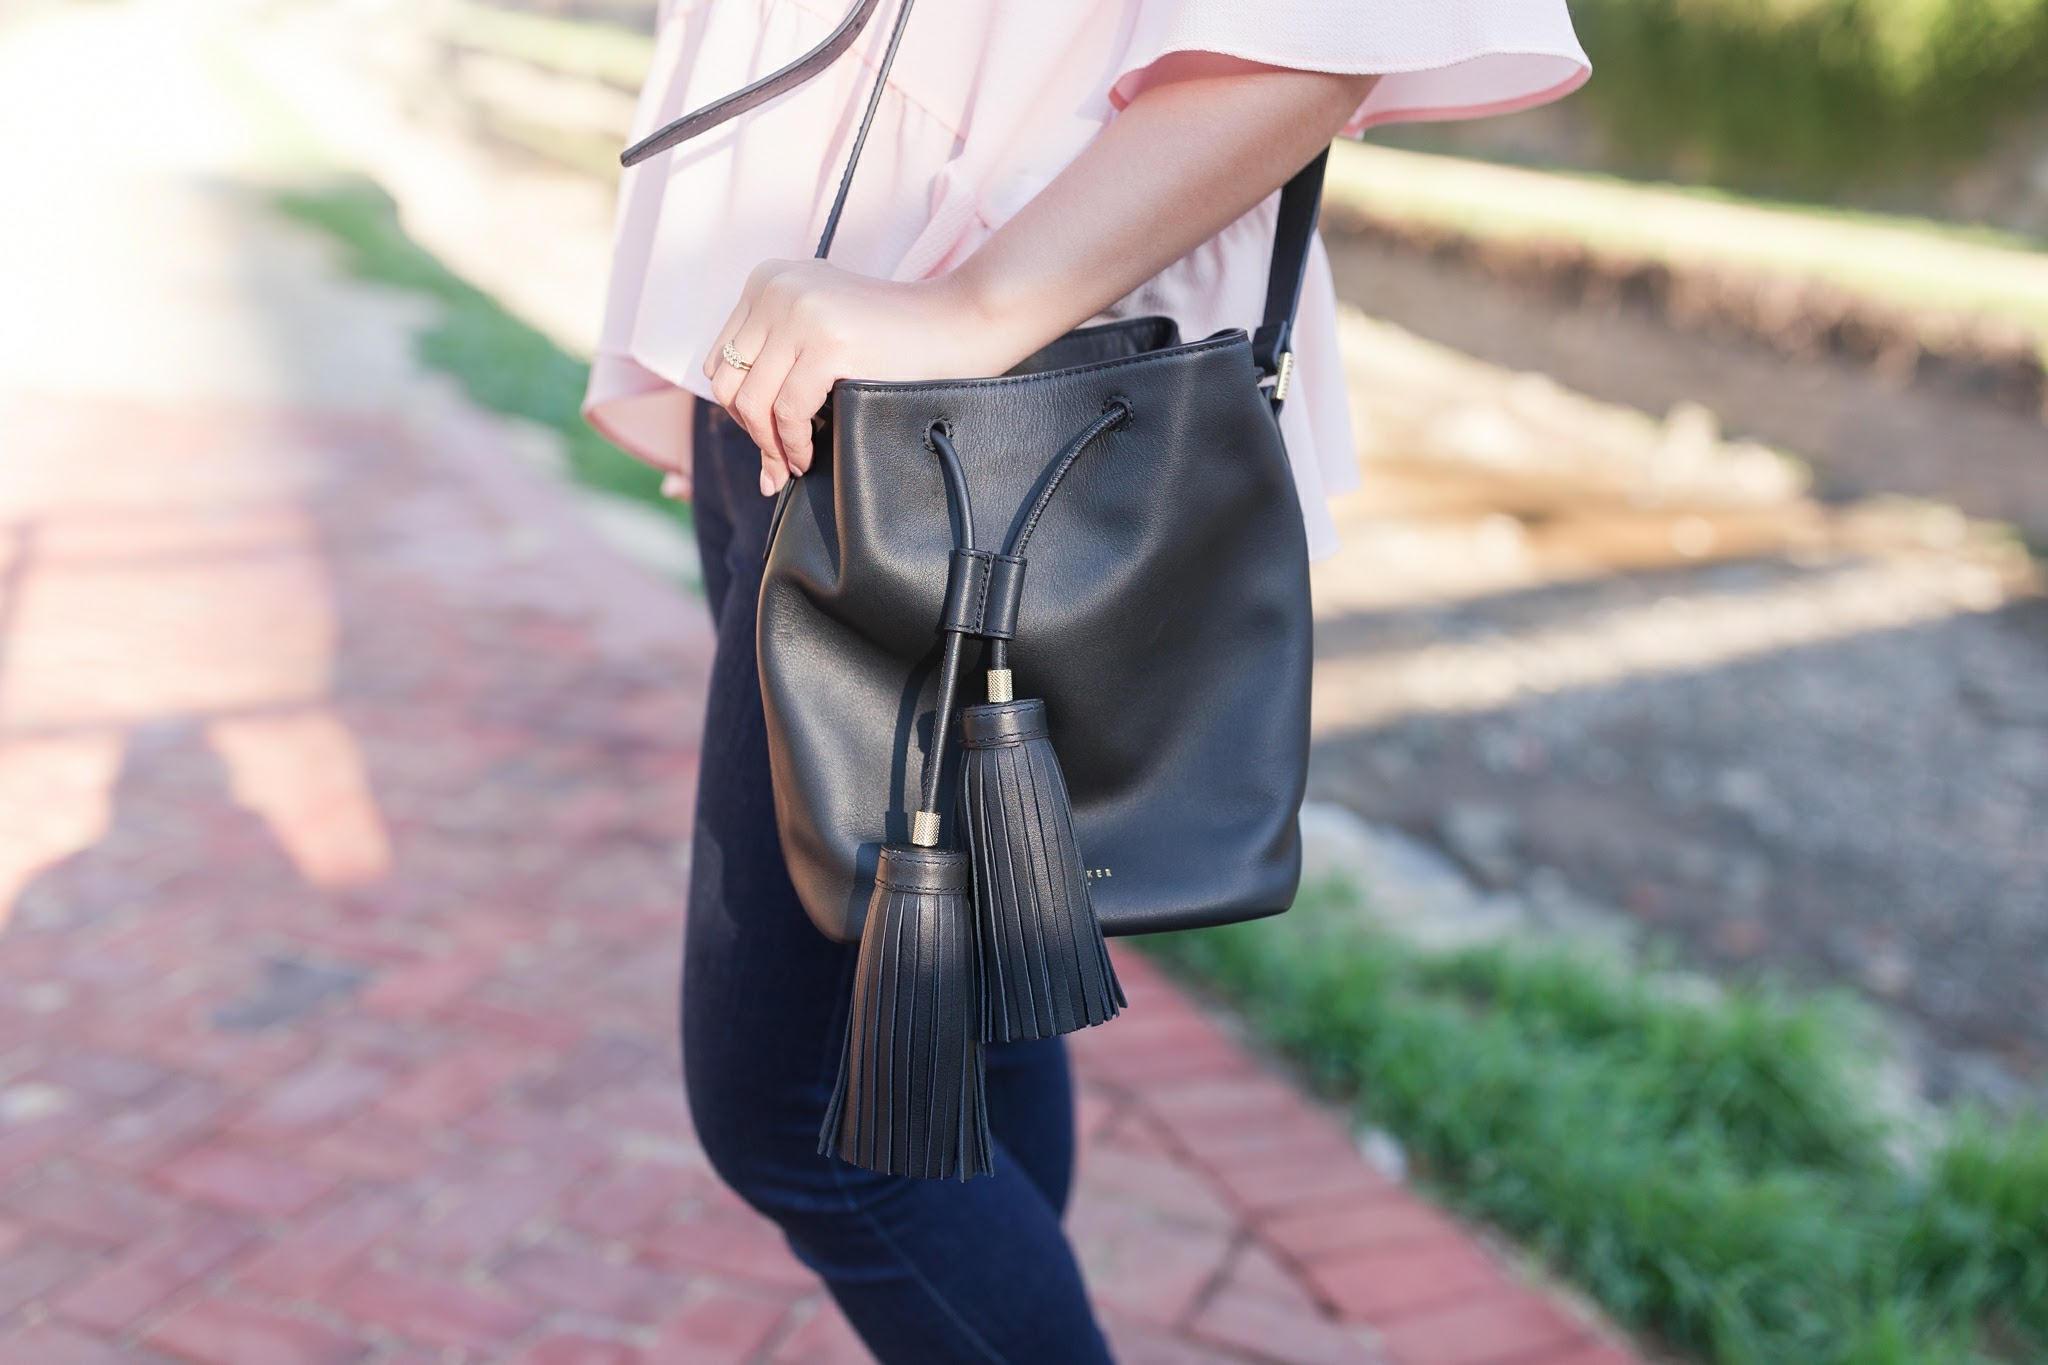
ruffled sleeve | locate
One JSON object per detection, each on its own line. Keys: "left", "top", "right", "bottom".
{"left": 1109, "top": 0, "right": 1590, "bottom": 133}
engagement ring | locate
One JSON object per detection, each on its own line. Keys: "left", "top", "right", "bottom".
{"left": 721, "top": 340, "right": 753, "bottom": 372}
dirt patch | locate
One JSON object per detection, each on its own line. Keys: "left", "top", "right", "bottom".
{"left": 1322, "top": 225, "right": 2048, "bottom": 552}
{"left": 1325, "top": 208, "right": 2047, "bottom": 417}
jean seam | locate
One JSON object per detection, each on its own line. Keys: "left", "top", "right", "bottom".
{"left": 831, "top": 1171, "right": 1009, "bottom": 1365}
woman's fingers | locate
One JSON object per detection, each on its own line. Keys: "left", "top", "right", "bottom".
{"left": 704, "top": 261, "right": 874, "bottom": 491}
{"left": 771, "top": 351, "right": 836, "bottom": 479}
{"left": 710, "top": 304, "right": 772, "bottom": 407}
{"left": 703, "top": 299, "right": 751, "bottom": 383}
{"left": 702, "top": 259, "right": 791, "bottom": 380}
{"left": 726, "top": 336, "right": 801, "bottom": 489}
{"left": 719, "top": 332, "right": 832, "bottom": 490}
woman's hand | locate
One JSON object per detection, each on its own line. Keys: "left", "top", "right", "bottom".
{"left": 705, "top": 260, "right": 1026, "bottom": 495}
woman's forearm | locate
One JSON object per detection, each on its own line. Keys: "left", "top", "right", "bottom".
{"left": 950, "top": 58, "right": 1379, "bottom": 357}
{"left": 707, "top": 59, "right": 1379, "bottom": 490}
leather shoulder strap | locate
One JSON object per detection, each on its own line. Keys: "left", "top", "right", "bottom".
{"left": 811, "top": 0, "right": 917, "bottom": 258}
{"left": 1253, "top": 148, "right": 1328, "bottom": 412}
{"left": 621, "top": 0, "right": 1327, "bottom": 400}
{"left": 620, "top": 0, "right": 885, "bottom": 168}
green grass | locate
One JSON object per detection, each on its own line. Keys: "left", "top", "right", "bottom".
{"left": 1326, "top": 143, "right": 2048, "bottom": 364}
{"left": 1145, "top": 878, "right": 2048, "bottom": 1364}
{"left": 273, "top": 179, "right": 685, "bottom": 528}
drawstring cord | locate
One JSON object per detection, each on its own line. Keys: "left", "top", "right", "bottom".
{"left": 909, "top": 425, "right": 975, "bottom": 842}
{"left": 986, "top": 400, "right": 1129, "bottom": 680}
{"left": 912, "top": 406, "right": 1127, "bottom": 838}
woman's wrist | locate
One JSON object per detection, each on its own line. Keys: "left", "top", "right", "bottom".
{"left": 937, "top": 262, "right": 1064, "bottom": 375}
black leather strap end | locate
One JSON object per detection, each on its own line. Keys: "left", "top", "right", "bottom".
{"left": 1250, "top": 320, "right": 1293, "bottom": 378}
{"left": 979, "top": 554, "right": 1026, "bottom": 640}
{"left": 940, "top": 549, "right": 995, "bottom": 635}
{"left": 1253, "top": 147, "right": 1330, "bottom": 381}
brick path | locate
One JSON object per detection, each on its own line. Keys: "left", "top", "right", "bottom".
{"left": 0, "top": 4, "right": 1648, "bottom": 1362}
{"left": 0, "top": 387, "right": 1642, "bottom": 1365}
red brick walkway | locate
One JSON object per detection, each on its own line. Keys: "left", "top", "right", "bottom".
{"left": 0, "top": 389, "right": 1644, "bottom": 1365}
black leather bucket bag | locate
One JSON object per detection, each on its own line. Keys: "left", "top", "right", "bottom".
{"left": 626, "top": 0, "right": 1320, "bottom": 1179}
{"left": 763, "top": 314, "right": 1315, "bottom": 943}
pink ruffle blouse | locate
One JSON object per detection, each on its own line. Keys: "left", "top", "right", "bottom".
{"left": 584, "top": 0, "right": 1589, "bottom": 560}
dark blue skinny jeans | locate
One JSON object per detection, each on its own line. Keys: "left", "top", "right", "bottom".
{"left": 681, "top": 401, "right": 1116, "bottom": 1364}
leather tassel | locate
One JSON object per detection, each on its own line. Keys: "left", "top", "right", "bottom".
{"left": 959, "top": 696, "right": 1124, "bottom": 1042}
{"left": 819, "top": 844, "right": 994, "bottom": 1180}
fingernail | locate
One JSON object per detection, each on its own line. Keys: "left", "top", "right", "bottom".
{"left": 759, "top": 468, "right": 776, "bottom": 497}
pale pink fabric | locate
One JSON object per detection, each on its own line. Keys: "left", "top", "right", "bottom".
{"left": 585, "top": 0, "right": 1589, "bottom": 559}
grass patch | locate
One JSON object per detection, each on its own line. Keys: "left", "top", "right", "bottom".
{"left": 211, "top": 18, "right": 679, "bottom": 530}
{"left": 440, "top": 1, "right": 654, "bottom": 92}
{"left": 1146, "top": 879, "right": 2048, "bottom": 1363}
{"left": 272, "top": 178, "right": 684, "bottom": 526}
{"left": 1326, "top": 143, "right": 2048, "bottom": 365}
